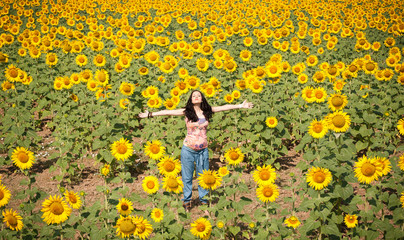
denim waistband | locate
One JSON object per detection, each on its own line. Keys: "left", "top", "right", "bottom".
{"left": 182, "top": 145, "right": 208, "bottom": 167}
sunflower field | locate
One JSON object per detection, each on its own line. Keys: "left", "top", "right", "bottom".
{"left": 0, "top": 0, "right": 404, "bottom": 239}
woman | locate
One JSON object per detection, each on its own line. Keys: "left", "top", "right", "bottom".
{"left": 139, "top": 90, "right": 253, "bottom": 211}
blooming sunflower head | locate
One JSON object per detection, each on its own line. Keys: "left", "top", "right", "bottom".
{"left": 190, "top": 217, "right": 212, "bottom": 240}
{"left": 11, "top": 147, "right": 35, "bottom": 170}
{"left": 326, "top": 111, "right": 351, "bottom": 133}
{"left": 218, "top": 166, "right": 229, "bottom": 177}
{"left": 265, "top": 117, "right": 278, "bottom": 128}
{"left": 144, "top": 140, "right": 166, "bottom": 160}
{"left": 116, "top": 198, "right": 133, "bottom": 216}
{"left": 354, "top": 156, "right": 383, "bottom": 184}
{"left": 135, "top": 216, "right": 153, "bottom": 239}
{"left": 157, "top": 156, "right": 181, "bottom": 177}
{"left": 114, "top": 215, "right": 138, "bottom": 238}
{"left": 344, "top": 214, "right": 358, "bottom": 228}
{"left": 256, "top": 183, "right": 280, "bottom": 203}
{"left": 308, "top": 119, "right": 329, "bottom": 139}
{"left": 41, "top": 195, "right": 72, "bottom": 225}
{"left": 328, "top": 93, "right": 348, "bottom": 111}
{"left": 110, "top": 138, "right": 133, "bottom": 161}
{"left": 162, "top": 176, "right": 183, "bottom": 194}
{"left": 284, "top": 216, "right": 300, "bottom": 229}
{"left": 0, "top": 184, "right": 11, "bottom": 208}
{"left": 150, "top": 208, "right": 164, "bottom": 223}
{"left": 224, "top": 147, "right": 244, "bottom": 165}
{"left": 142, "top": 176, "right": 160, "bottom": 195}
{"left": 197, "top": 170, "right": 222, "bottom": 190}
{"left": 64, "top": 190, "right": 82, "bottom": 209}
{"left": 2, "top": 209, "right": 23, "bottom": 231}
{"left": 253, "top": 165, "right": 277, "bottom": 186}
{"left": 306, "top": 167, "right": 332, "bottom": 190}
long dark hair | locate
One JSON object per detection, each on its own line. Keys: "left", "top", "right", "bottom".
{"left": 184, "top": 90, "right": 213, "bottom": 122}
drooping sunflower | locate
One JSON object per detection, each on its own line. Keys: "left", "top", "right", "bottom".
{"left": 218, "top": 166, "right": 229, "bottom": 177}
{"left": 11, "top": 147, "right": 35, "bottom": 170}
{"left": 151, "top": 208, "right": 164, "bottom": 222}
{"left": 101, "top": 164, "right": 110, "bottom": 177}
{"left": 64, "top": 190, "right": 82, "bottom": 209}
{"left": 119, "top": 98, "right": 130, "bottom": 109}
{"left": 375, "top": 157, "right": 391, "bottom": 176}
{"left": 198, "top": 170, "right": 222, "bottom": 190}
{"left": 115, "top": 215, "right": 138, "bottom": 238}
{"left": 256, "top": 183, "right": 280, "bottom": 203}
{"left": 142, "top": 176, "right": 159, "bottom": 194}
{"left": 190, "top": 217, "right": 212, "bottom": 240}
{"left": 135, "top": 216, "right": 153, "bottom": 240}
{"left": 265, "top": 117, "right": 278, "bottom": 128}
{"left": 224, "top": 147, "right": 244, "bottom": 165}
{"left": 306, "top": 167, "right": 332, "bottom": 190}
{"left": 110, "top": 138, "right": 133, "bottom": 161}
{"left": 397, "top": 118, "right": 404, "bottom": 135}
{"left": 344, "top": 214, "right": 358, "bottom": 228}
{"left": 0, "top": 184, "right": 11, "bottom": 207}
{"left": 144, "top": 140, "right": 166, "bottom": 160}
{"left": 41, "top": 195, "right": 72, "bottom": 225}
{"left": 328, "top": 93, "right": 348, "bottom": 111}
{"left": 158, "top": 156, "right": 181, "bottom": 177}
{"left": 116, "top": 198, "right": 133, "bottom": 216}
{"left": 354, "top": 156, "right": 383, "bottom": 184}
{"left": 308, "top": 119, "right": 329, "bottom": 139}
{"left": 326, "top": 111, "right": 351, "bottom": 132}
{"left": 253, "top": 165, "right": 277, "bottom": 186}
{"left": 162, "top": 175, "right": 183, "bottom": 194}
{"left": 2, "top": 209, "right": 23, "bottom": 231}
{"left": 119, "top": 82, "right": 135, "bottom": 96}
{"left": 284, "top": 216, "right": 301, "bottom": 229}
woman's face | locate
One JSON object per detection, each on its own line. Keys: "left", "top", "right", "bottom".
{"left": 191, "top": 91, "right": 202, "bottom": 104}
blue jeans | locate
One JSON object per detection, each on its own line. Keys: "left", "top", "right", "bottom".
{"left": 181, "top": 145, "right": 209, "bottom": 204}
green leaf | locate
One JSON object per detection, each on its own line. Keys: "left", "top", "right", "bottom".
{"left": 321, "top": 223, "right": 341, "bottom": 237}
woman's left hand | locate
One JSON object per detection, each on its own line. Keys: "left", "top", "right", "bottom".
{"left": 240, "top": 100, "right": 254, "bottom": 109}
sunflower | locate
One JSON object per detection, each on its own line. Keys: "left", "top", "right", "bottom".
{"left": 354, "top": 156, "right": 383, "bottom": 184}
{"left": 142, "top": 85, "right": 159, "bottom": 98}
{"left": 196, "top": 58, "right": 210, "bottom": 72}
{"left": 344, "top": 214, "right": 358, "bottom": 228}
{"left": 116, "top": 198, "right": 133, "bottom": 216}
{"left": 162, "top": 175, "right": 183, "bottom": 194}
{"left": 11, "top": 147, "right": 35, "bottom": 170}
{"left": 1, "top": 81, "right": 14, "bottom": 91}
{"left": 46, "top": 53, "right": 58, "bottom": 66}
{"left": 198, "top": 170, "right": 222, "bottom": 190}
{"left": 401, "top": 192, "right": 404, "bottom": 208}
{"left": 224, "top": 94, "right": 234, "bottom": 103}
{"left": 327, "top": 93, "right": 348, "bottom": 111}
{"left": 375, "top": 157, "right": 391, "bottom": 176}
{"left": 240, "top": 50, "right": 252, "bottom": 61}
{"left": 398, "top": 153, "right": 404, "bottom": 171}
{"left": 119, "top": 98, "right": 130, "bottom": 109}
{"left": 76, "top": 54, "right": 88, "bottom": 66}
{"left": 144, "top": 140, "right": 166, "bottom": 160}
{"left": 301, "top": 86, "right": 316, "bottom": 103}
{"left": 151, "top": 208, "right": 164, "bottom": 222}
{"left": 4, "top": 64, "right": 20, "bottom": 82}
{"left": 253, "top": 165, "right": 276, "bottom": 186}
{"left": 256, "top": 183, "right": 279, "bottom": 203}
{"left": 265, "top": 117, "right": 278, "bottom": 128}
{"left": 158, "top": 156, "right": 181, "bottom": 177}
{"left": 244, "top": 37, "right": 253, "bottom": 47}
{"left": 0, "top": 184, "right": 11, "bottom": 207}
{"left": 216, "top": 220, "right": 225, "bottom": 229}
{"left": 306, "top": 167, "right": 332, "bottom": 190}
{"left": 101, "top": 164, "right": 110, "bottom": 176}
{"left": 308, "top": 119, "right": 329, "bottom": 139}
{"left": 142, "top": 176, "right": 159, "bottom": 194}
{"left": 306, "top": 55, "right": 318, "bottom": 66}
{"left": 93, "top": 54, "right": 106, "bottom": 67}
{"left": 224, "top": 147, "right": 244, "bottom": 165}
{"left": 297, "top": 73, "right": 308, "bottom": 84}
{"left": 110, "top": 138, "right": 133, "bottom": 161}
{"left": 325, "top": 109, "right": 351, "bottom": 131}
{"left": 2, "top": 209, "right": 23, "bottom": 231}
{"left": 64, "top": 190, "right": 82, "bottom": 209}
{"left": 265, "top": 61, "right": 282, "bottom": 78}
{"left": 190, "top": 217, "right": 212, "bottom": 240}
{"left": 218, "top": 166, "right": 229, "bottom": 177}
{"left": 87, "top": 80, "right": 98, "bottom": 92}
{"left": 119, "top": 82, "right": 135, "bottom": 96}
{"left": 284, "top": 216, "right": 300, "bottom": 229}
{"left": 41, "top": 195, "right": 72, "bottom": 225}
{"left": 115, "top": 215, "right": 138, "bottom": 238}
{"left": 94, "top": 69, "right": 109, "bottom": 86}
{"left": 232, "top": 90, "right": 241, "bottom": 99}
{"left": 313, "top": 87, "right": 327, "bottom": 103}
{"left": 135, "top": 216, "right": 153, "bottom": 240}
{"left": 397, "top": 118, "right": 404, "bottom": 135}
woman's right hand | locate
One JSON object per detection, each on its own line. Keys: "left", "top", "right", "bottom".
{"left": 138, "top": 110, "right": 149, "bottom": 119}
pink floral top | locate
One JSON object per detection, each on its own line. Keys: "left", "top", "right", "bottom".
{"left": 183, "top": 117, "right": 209, "bottom": 150}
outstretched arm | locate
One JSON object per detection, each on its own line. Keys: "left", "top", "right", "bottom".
{"left": 139, "top": 108, "right": 185, "bottom": 118}
{"left": 212, "top": 100, "right": 253, "bottom": 113}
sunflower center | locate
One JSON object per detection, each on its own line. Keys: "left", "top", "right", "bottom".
{"left": 123, "top": 85, "right": 131, "bottom": 93}
{"left": 315, "top": 91, "right": 323, "bottom": 99}
{"left": 98, "top": 73, "right": 106, "bottom": 82}
{"left": 269, "top": 66, "right": 278, "bottom": 74}
{"left": 349, "top": 65, "right": 357, "bottom": 72}
{"left": 0, "top": 190, "right": 4, "bottom": 200}
{"left": 164, "top": 161, "right": 175, "bottom": 172}
{"left": 49, "top": 55, "right": 56, "bottom": 62}
{"left": 198, "top": 61, "right": 206, "bottom": 69}
{"left": 328, "top": 67, "right": 337, "bottom": 75}
{"left": 348, "top": 216, "right": 355, "bottom": 222}
{"left": 332, "top": 96, "right": 343, "bottom": 107}
{"left": 120, "top": 219, "right": 136, "bottom": 234}
{"left": 313, "top": 123, "right": 323, "bottom": 133}
{"left": 5, "top": 215, "right": 18, "bottom": 227}
{"left": 263, "top": 187, "right": 273, "bottom": 197}
{"left": 10, "top": 69, "right": 18, "bottom": 78}
{"left": 117, "top": 144, "right": 128, "bottom": 154}
{"left": 96, "top": 56, "right": 103, "bottom": 63}
{"left": 154, "top": 211, "right": 161, "bottom": 218}
{"left": 288, "top": 217, "right": 297, "bottom": 224}
{"left": 18, "top": 152, "right": 29, "bottom": 163}
{"left": 150, "top": 144, "right": 160, "bottom": 154}
{"left": 163, "top": 62, "right": 171, "bottom": 70}
{"left": 204, "top": 174, "right": 216, "bottom": 185}
{"left": 313, "top": 172, "right": 326, "bottom": 183}
{"left": 50, "top": 202, "right": 65, "bottom": 215}
{"left": 361, "top": 162, "right": 376, "bottom": 177}
{"left": 146, "top": 181, "right": 155, "bottom": 189}
{"left": 69, "top": 195, "right": 77, "bottom": 204}
{"left": 226, "top": 62, "right": 235, "bottom": 69}
{"left": 332, "top": 115, "right": 345, "bottom": 128}
{"left": 230, "top": 152, "right": 239, "bottom": 160}
{"left": 259, "top": 170, "right": 270, "bottom": 180}
{"left": 121, "top": 204, "right": 128, "bottom": 211}
{"left": 366, "top": 62, "right": 375, "bottom": 71}
{"left": 196, "top": 223, "right": 206, "bottom": 232}
{"left": 167, "top": 178, "right": 179, "bottom": 188}
{"left": 150, "top": 54, "right": 157, "bottom": 61}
